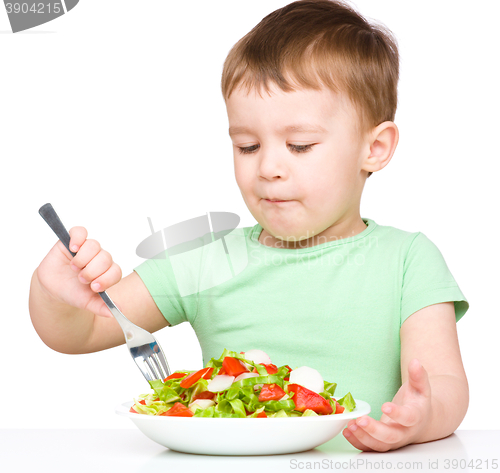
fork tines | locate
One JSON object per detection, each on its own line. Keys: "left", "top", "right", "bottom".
{"left": 131, "top": 343, "right": 170, "bottom": 383}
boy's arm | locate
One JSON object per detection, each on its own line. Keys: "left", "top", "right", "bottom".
{"left": 343, "top": 301, "right": 469, "bottom": 451}
{"left": 80, "top": 270, "right": 170, "bottom": 353}
{"left": 399, "top": 301, "right": 469, "bottom": 443}
{"left": 30, "top": 268, "right": 169, "bottom": 354}
{"left": 30, "top": 225, "right": 171, "bottom": 355}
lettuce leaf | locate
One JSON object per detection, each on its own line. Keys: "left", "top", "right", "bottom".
{"left": 134, "top": 348, "right": 356, "bottom": 418}
{"left": 337, "top": 392, "right": 356, "bottom": 412}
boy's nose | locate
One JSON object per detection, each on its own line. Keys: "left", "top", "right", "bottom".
{"left": 257, "top": 149, "right": 289, "bottom": 181}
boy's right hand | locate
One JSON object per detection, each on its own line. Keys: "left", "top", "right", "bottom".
{"left": 36, "top": 226, "right": 122, "bottom": 318}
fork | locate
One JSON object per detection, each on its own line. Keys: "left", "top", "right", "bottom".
{"left": 39, "top": 203, "right": 171, "bottom": 384}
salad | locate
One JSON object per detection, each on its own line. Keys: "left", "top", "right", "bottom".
{"left": 130, "top": 348, "right": 356, "bottom": 418}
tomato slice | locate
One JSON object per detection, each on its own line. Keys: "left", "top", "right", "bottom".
{"left": 191, "top": 391, "right": 216, "bottom": 402}
{"left": 262, "top": 363, "right": 278, "bottom": 374}
{"left": 202, "top": 367, "right": 214, "bottom": 379}
{"left": 129, "top": 406, "right": 139, "bottom": 413}
{"left": 222, "top": 356, "right": 249, "bottom": 377}
{"left": 180, "top": 367, "right": 213, "bottom": 388}
{"left": 287, "top": 384, "right": 333, "bottom": 415}
{"left": 164, "top": 372, "right": 187, "bottom": 382}
{"left": 335, "top": 400, "right": 345, "bottom": 414}
{"left": 258, "top": 383, "right": 286, "bottom": 402}
{"left": 256, "top": 411, "right": 268, "bottom": 418}
{"left": 161, "top": 402, "right": 193, "bottom": 417}
{"left": 137, "top": 397, "right": 160, "bottom": 406}
{"left": 251, "top": 363, "right": 278, "bottom": 374}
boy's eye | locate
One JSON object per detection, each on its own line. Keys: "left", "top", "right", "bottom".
{"left": 237, "top": 144, "right": 314, "bottom": 155}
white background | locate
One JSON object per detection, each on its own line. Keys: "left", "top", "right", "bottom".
{"left": 1, "top": 0, "right": 498, "bottom": 430}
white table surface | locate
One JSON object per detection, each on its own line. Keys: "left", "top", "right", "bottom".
{"left": 1, "top": 429, "right": 499, "bottom": 473}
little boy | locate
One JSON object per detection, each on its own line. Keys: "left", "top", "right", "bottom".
{"left": 29, "top": 0, "right": 469, "bottom": 452}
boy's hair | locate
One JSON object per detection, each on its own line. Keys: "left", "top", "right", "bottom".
{"left": 221, "top": 0, "right": 400, "bottom": 178}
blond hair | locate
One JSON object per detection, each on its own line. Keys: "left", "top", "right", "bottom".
{"left": 221, "top": 0, "right": 400, "bottom": 178}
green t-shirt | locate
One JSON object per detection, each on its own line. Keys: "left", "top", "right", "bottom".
{"left": 134, "top": 218, "right": 468, "bottom": 421}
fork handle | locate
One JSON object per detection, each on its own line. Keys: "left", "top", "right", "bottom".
{"left": 38, "top": 203, "right": 129, "bottom": 328}
{"left": 39, "top": 203, "right": 171, "bottom": 382}
{"left": 39, "top": 203, "right": 77, "bottom": 258}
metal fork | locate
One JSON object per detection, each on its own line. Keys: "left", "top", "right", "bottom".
{"left": 39, "top": 203, "right": 171, "bottom": 384}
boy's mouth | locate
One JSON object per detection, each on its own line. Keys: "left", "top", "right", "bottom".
{"left": 264, "top": 199, "right": 293, "bottom": 203}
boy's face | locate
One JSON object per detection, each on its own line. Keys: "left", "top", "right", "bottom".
{"left": 226, "top": 82, "right": 381, "bottom": 248}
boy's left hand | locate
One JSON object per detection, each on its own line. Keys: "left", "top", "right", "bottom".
{"left": 343, "top": 358, "right": 432, "bottom": 452}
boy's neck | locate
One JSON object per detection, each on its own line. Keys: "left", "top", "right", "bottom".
{"left": 258, "top": 215, "right": 368, "bottom": 250}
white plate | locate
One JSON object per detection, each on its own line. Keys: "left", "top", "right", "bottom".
{"left": 115, "top": 399, "right": 370, "bottom": 455}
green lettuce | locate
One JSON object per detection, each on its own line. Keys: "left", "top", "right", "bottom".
{"left": 337, "top": 392, "right": 356, "bottom": 412}
{"left": 133, "top": 348, "right": 357, "bottom": 418}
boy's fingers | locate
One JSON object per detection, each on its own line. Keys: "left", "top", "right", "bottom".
{"left": 89, "top": 262, "right": 122, "bottom": 293}
{"left": 348, "top": 425, "right": 393, "bottom": 452}
{"left": 79, "top": 250, "right": 113, "bottom": 284}
{"left": 409, "top": 359, "right": 431, "bottom": 397}
{"left": 71, "top": 239, "right": 101, "bottom": 270}
{"left": 383, "top": 402, "right": 421, "bottom": 428}
{"left": 355, "top": 415, "right": 406, "bottom": 444}
{"left": 92, "top": 298, "right": 114, "bottom": 318}
{"left": 343, "top": 427, "right": 375, "bottom": 452}
{"left": 68, "top": 226, "right": 88, "bottom": 253}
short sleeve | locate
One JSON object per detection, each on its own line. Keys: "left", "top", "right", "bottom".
{"left": 401, "top": 232, "right": 469, "bottom": 326}
{"left": 133, "top": 250, "right": 196, "bottom": 327}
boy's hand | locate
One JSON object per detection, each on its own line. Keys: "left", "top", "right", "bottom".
{"left": 36, "top": 226, "right": 122, "bottom": 318}
{"left": 343, "top": 358, "right": 432, "bottom": 452}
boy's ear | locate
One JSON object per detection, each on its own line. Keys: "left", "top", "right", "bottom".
{"left": 361, "top": 121, "right": 399, "bottom": 174}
